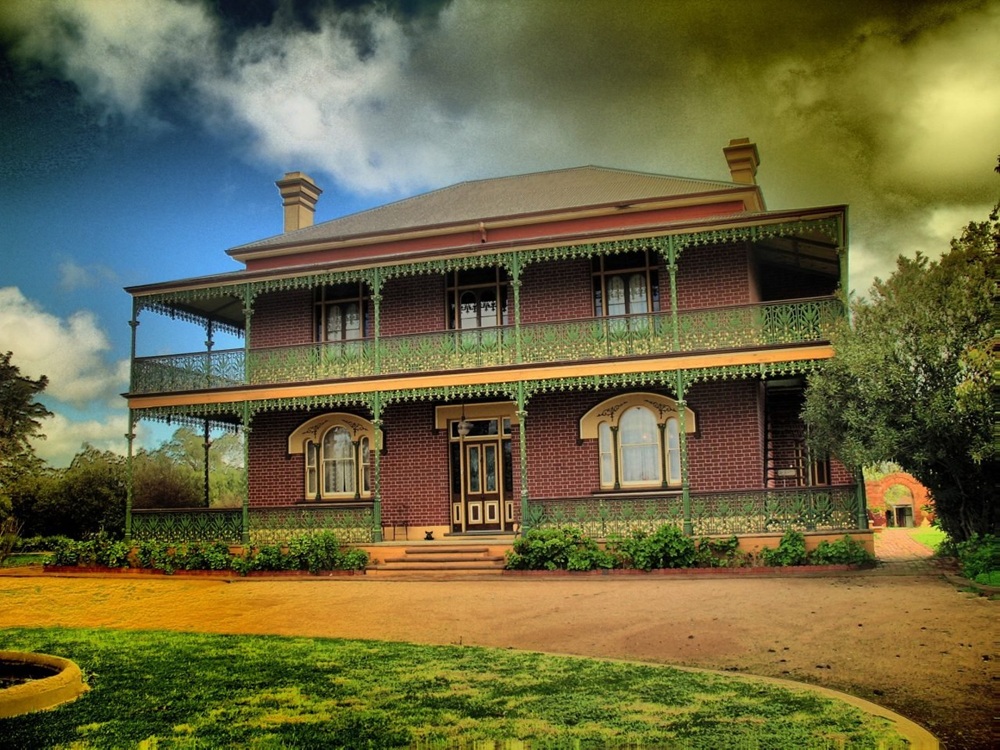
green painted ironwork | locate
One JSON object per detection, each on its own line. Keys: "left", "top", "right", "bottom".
{"left": 131, "top": 350, "right": 244, "bottom": 394}
{"left": 136, "top": 288, "right": 245, "bottom": 337}
{"left": 131, "top": 216, "right": 843, "bottom": 359}
{"left": 249, "top": 341, "right": 374, "bottom": 384}
{"left": 130, "top": 298, "right": 841, "bottom": 395}
{"left": 128, "top": 505, "right": 378, "bottom": 545}
{"left": 130, "top": 508, "right": 244, "bottom": 543}
{"left": 524, "top": 486, "right": 861, "bottom": 538}
{"left": 378, "top": 327, "right": 515, "bottom": 373}
{"left": 248, "top": 505, "right": 378, "bottom": 545}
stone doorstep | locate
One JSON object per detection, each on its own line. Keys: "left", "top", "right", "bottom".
{"left": 373, "top": 545, "right": 507, "bottom": 573}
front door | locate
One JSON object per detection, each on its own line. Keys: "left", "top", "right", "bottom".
{"left": 464, "top": 440, "right": 502, "bottom": 530}
{"left": 450, "top": 417, "right": 514, "bottom": 533}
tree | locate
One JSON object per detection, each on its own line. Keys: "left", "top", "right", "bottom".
{"left": 133, "top": 427, "right": 244, "bottom": 509}
{"left": 13, "top": 447, "right": 126, "bottom": 539}
{"left": 803, "top": 205, "right": 998, "bottom": 542}
{"left": 0, "top": 351, "right": 52, "bottom": 518}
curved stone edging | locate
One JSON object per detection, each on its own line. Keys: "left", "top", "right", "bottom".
{"left": 38, "top": 566, "right": 364, "bottom": 579}
{"left": 944, "top": 572, "right": 1000, "bottom": 595}
{"left": 0, "top": 651, "right": 89, "bottom": 718}
{"left": 502, "top": 563, "right": 871, "bottom": 577}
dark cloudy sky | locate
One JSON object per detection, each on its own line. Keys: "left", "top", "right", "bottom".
{"left": 1, "top": 0, "right": 997, "bottom": 464}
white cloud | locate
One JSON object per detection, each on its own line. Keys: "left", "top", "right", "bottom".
{"left": 2, "top": 0, "right": 997, "bottom": 292}
{"left": 0, "top": 286, "right": 128, "bottom": 405}
{"left": 58, "top": 258, "right": 118, "bottom": 291}
{"left": 2, "top": 0, "right": 217, "bottom": 127}
{"left": 29, "top": 410, "right": 127, "bottom": 467}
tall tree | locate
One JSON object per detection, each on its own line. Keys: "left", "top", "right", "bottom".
{"left": 133, "top": 427, "right": 244, "bottom": 509}
{"left": 803, "top": 206, "right": 998, "bottom": 542}
{"left": 0, "top": 351, "right": 52, "bottom": 517}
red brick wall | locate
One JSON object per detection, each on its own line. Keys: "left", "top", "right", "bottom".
{"left": 379, "top": 401, "right": 451, "bottom": 526}
{"left": 248, "top": 411, "right": 308, "bottom": 506}
{"left": 250, "top": 290, "right": 313, "bottom": 349}
{"left": 685, "top": 380, "right": 763, "bottom": 491}
{"left": 381, "top": 274, "right": 446, "bottom": 336}
{"left": 523, "top": 391, "right": 600, "bottom": 497}
{"left": 248, "top": 381, "right": 841, "bottom": 512}
{"left": 676, "top": 244, "right": 752, "bottom": 310}
{"left": 247, "top": 245, "right": 759, "bottom": 348}
{"left": 830, "top": 458, "right": 852, "bottom": 486}
{"left": 520, "top": 259, "right": 594, "bottom": 323}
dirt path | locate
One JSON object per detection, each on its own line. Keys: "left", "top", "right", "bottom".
{"left": 0, "top": 536, "right": 995, "bottom": 749}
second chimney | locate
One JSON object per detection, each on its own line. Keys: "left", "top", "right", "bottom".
{"left": 723, "top": 138, "right": 760, "bottom": 185}
{"left": 276, "top": 171, "right": 322, "bottom": 232}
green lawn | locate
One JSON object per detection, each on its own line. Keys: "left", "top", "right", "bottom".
{"left": 0, "top": 627, "right": 908, "bottom": 749}
{"left": 907, "top": 527, "right": 947, "bottom": 552}
{"left": 0, "top": 552, "right": 51, "bottom": 568}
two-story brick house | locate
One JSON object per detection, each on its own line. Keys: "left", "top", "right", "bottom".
{"left": 125, "top": 139, "right": 867, "bottom": 550}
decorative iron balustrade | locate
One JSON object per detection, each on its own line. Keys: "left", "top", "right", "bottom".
{"left": 131, "top": 298, "right": 842, "bottom": 394}
{"left": 248, "top": 505, "right": 378, "bottom": 545}
{"left": 248, "top": 340, "right": 373, "bottom": 385}
{"left": 379, "top": 327, "right": 514, "bottom": 372}
{"left": 129, "top": 505, "right": 378, "bottom": 545}
{"left": 131, "top": 350, "right": 245, "bottom": 394}
{"left": 131, "top": 508, "right": 244, "bottom": 543}
{"left": 525, "top": 485, "right": 861, "bottom": 538}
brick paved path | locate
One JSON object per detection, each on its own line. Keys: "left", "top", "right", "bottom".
{"left": 871, "top": 528, "right": 937, "bottom": 575}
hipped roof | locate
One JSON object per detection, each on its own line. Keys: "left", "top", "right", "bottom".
{"left": 228, "top": 166, "right": 744, "bottom": 257}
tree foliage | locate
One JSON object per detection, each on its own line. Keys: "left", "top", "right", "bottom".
{"left": 13, "top": 446, "right": 126, "bottom": 539}
{"left": 133, "top": 427, "right": 244, "bottom": 509}
{"left": 804, "top": 204, "right": 998, "bottom": 542}
{"left": 0, "top": 351, "right": 52, "bottom": 518}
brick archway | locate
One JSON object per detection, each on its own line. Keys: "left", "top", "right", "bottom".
{"left": 866, "top": 472, "right": 933, "bottom": 527}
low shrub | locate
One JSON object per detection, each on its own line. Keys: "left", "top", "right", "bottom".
{"left": 50, "top": 532, "right": 368, "bottom": 575}
{"left": 608, "top": 525, "right": 697, "bottom": 571}
{"left": 808, "top": 535, "right": 874, "bottom": 566}
{"left": 288, "top": 531, "right": 343, "bottom": 574}
{"left": 173, "top": 541, "right": 233, "bottom": 571}
{"left": 955, "top": 534, "right": 1000, "bottom": 582}
{"left": 14, "top": 535, "right": 70, "bottom": 552}
{"left": 759, "top": 530, "right": 808, "bottom": 567}
{"left": 50, "top": 533, "right": 131, "bottom": 568}
{"left": 694, "top": 535, "right": 749, "bottom": 568}
{"left": 506, "top": 527, "right": 615, "bottom": 571}
{"left": 135, "top": 540, "right": 176, "bottom": 573}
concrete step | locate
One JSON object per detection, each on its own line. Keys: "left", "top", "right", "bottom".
{"left": 376, "top": 559, "right": 504, "bottom": 570}
{"left": 383, "top": 554, "right": 505, "bottom": 564}
{"left": 403, "top": 546, "right": 491, "bottom": 555}
{"left": 370, "top": 543, "right": 507, "bottom": 576}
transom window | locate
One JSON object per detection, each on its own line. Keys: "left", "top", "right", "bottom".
{"left": 315, "top": 283, "right": 369, "bottom": 342}
{"left": 581, "top": 393, "right": 694, "bottom": 491}
{"left": 592, "top": 250, "right": 659, "bottom": 317}
{"left": 447, "top": 268, "right": 509, "bottom": 329}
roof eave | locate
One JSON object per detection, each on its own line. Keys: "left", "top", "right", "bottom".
{"left": 226, "top": 183, "right": 764, "bottom": 263}
{"left": 128, "top": 203, "right": 844, "bottom": 300}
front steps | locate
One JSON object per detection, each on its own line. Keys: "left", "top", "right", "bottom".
{"left": 368, "top": 544, "right": 508, "bottom": 577}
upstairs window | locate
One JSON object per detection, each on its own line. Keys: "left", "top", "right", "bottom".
{"left": 592, "top": 250, "right": 659, "bottom": 317}
{"left": 448, "top": 268, "right": 509, "bottom": 329}
{"left": 315, "top": 283, "right": 369, "bottom": 341}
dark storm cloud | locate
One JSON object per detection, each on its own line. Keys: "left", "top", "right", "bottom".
{"left": 1, "top": 0, "right": 997, "bottom": 288}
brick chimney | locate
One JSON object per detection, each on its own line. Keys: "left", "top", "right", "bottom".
{"left": 276, "top": 172, "right": 322, "bottom": 232}
{"left": 723, "top": 138, "right": 760, "bottom": 185}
